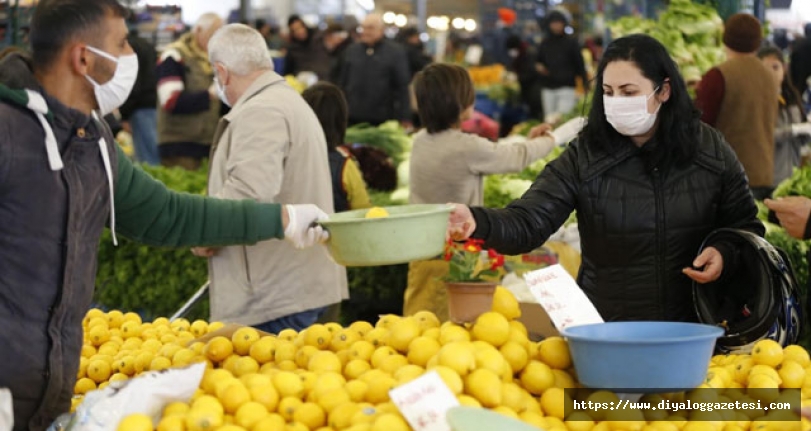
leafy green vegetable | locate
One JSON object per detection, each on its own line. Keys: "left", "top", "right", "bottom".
{"left": 346, "top": 121, "right": 412, "bottom": 167}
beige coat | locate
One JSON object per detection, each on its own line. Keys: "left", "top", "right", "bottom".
{"left": 207, "top": 71, "right": 348, "bottom": 326}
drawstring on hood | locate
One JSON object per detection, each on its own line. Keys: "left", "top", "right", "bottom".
{"left": 92, "top": 112, "right": 118, "bottom": 246}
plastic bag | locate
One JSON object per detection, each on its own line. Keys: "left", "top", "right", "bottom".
{"left": 0, "top": 389, "right": 12, "bottom": 431}
{"left": 69, "top": 362, "right": 205, "bottom": 431}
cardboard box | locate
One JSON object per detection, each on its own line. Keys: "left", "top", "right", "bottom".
{"left": 518, "top": 302, "right": 560, "bottom": 341}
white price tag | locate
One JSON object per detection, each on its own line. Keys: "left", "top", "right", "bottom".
{"left": 389, "top": 371, "right": 459, "bottom": 431}
{"left": 524, "top": 264, "right": 603, "bottom": 330}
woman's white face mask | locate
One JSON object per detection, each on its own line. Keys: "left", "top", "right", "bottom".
{"left": 603, "top": 87, "right": 661, "bottom": 136}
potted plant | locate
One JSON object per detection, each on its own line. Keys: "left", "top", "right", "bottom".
{"left": 443, "top": 239, "right": 506, "bottom": 323}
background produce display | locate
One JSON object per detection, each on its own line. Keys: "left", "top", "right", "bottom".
{"left": 78, "top": 289, "right": 806, "bottom": 431}
{"left": 608, "top": 0, "right": 725, "bottom": 82}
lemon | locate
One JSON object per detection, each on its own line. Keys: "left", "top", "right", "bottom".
{"left": 458, "top": 394, "right": 482, "bottom": 407}
{"left": 519, "top": 360, "right": 555, "bottom": 395}
{"left": 378, "top": 354, "right": 409, "bottom": 375}
{"left": 492, "top": 405, "right": 520, "bottom": 419}
{"left": 748, "top": 374, "right": 780, "bottom": 404}
{"left": 233, "top": 401, "right": 268, "bottom": 429}
{"left": 750, "top": 365, "right": 783, "bottom": 385}
{"left": 249, "top": 383, "right": 280, "bottom": 412}
{"left": 81, "top": 344, "right": 97, "bottom": 358}
{"left": 552, "top": 369, "right": 577, "bottom": 389}
{"left": 734, "top": 357, "right": 755, "bottom": 385}
{"left": 371, "top": 413, "right": 409, "bottom": 431}
{"left": 540, "top": 387, "right": 570, "bottom": 420}
{"left": 350, "top": 405, "right": 379, "bottom": 425}
{"left": 106, "top": 310, "right": 124, "bottom": 329}
{"left": 520, "top": 411, "right": 547, "bottom": 429}
{"left": 474, "top": 346, "right": 507, "bottom": 375}
{"left": 87, "top": 359, "right": 112, "bottom": 383}
{"left": 605, "top": 408, "right": 646, "bottom": 431}
{"left": 465, "top": 368, "right": 502, "bottom": 407}
{"left": 279, "top": 396, "right": 303, "bottom": 422}
{"left": 303, "top": 324, "right": 332, "bottom": 350}
{"left": 349, "top": 340, "right": 375, "bottom": 362}
{"left": 309, "top": 351, "right": 342, "bottom": 374}
{"left": 387, "top": 317, "right": 421, "bottom": 353}
{"left": 345, "top": 380, "right": 369, "bottom": 402}
{"left": 204, "top": 336, "right": 233, "bottom": 363}
{"left": 249, "top": 336, "right": 277, "bottom": 364}
{"left": 163, "top": 401, "right": 190, "bottom": 417}
{"left": 316, "top": 387, "right": 351, "bottom": 413}
{"left": 370, "top": 346, "right": 398, "bottom": 369}
{"left": 274, "top": 371, "right": 305, "bottom": 398}
{"left": 120, "top": 321, "right": 141, "bottom": 339}
{"left": 431, "top": 365, "right": 464, "bottom": 395}
{"left": 437, "top": 342, "right": 476, "bottom": 376}
{"left": 422, "top": 328, "right": 440, "bottom": 340}
{"left": 779, "top": 360, "right": 806, "bottom": 389}
{"left": 365, "top": 375, "right": 397, "bottom": 404}
{"left": 363, "top": 328, "right": 389, "bottom": 348}
{"left": 140, "top": 339, "right": 162, "bottom": 353}
{"left": 185, "top": 408, "right": 224, "bottom": 431}
{"left": 411, "top": 310, "right": 440, "bottom": 331}
{"left": 274, "top": 341, "right": 297, "bottom": 363}
{"left": 565, "top": 412, "right": 596, "bottom": 431}
{"left": 220, "top": 381, "right": 252, "bottom": 414}
{"left": 492, "top": 286, "right": 522, "bottom": 320}
{"left": 500, "top": 382, "right": 527, "bottom": 413}
{"left": 116, "top": 414, "right": 152, "bottom": 431}
{"left": 74, "top": 377, "right": 96, "bottom": 395}
{"left": 537, "top": 336, "right": 572, "bottom": 370}
{"left": 252, "top": 414, "right": 286, "bottom": 431}
{"left": 785, "top": 345, "right": 811, "bottom": 367}
{"left": 471, "top": 312, "right": 510, "bottom": 347}
{"left": 365, "top": 207, "right": 389, "bottom": 218}
{"left": 77, "top": 357, "right": 88, "bottom": 379}
{"left": 84, "top": 308, "right": 105, "bottom": 325}
{"left": 752, "top": 339, "right": 784, "bottom": 368}
{"left": 394, "top": 364, "right": 425, "bottom": 384}
{"left": 88, "top": 326, "right": 111, "bottom": 347}
{"left": 348, "top": 321, "right": 374, "bottom": 337}
{"left": 329, "top": 403, "right": 361, "bottom": 429}
{"left": 293, "top": 402, "right": 326, "bottom": 429}
{"left": 439, "top": 324, "right": 471, "bottom": 345}
{"left": 404, "top": 336, "right": 439, "bottom": 368}
{"left": 585, "top": 391, "right": 620, "bottom": 421}
{"left": 156, "top": 415, "right": 185, "bottom": 431}
{"left": 229, "top": 327, "right": 260, "bottom": 356}
{"left": 500, "top": 341, "right": 530, "bottom": 374}
{"left": 331, "top": 329, "right": 361, "bottom": 352}
{"left": 343, "top": 359, "right": 371, "bottom": 380}
{"left": 295, "top": 345, "right": 319, "bottom": 369}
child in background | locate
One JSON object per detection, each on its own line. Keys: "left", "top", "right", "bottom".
{"left": 405, "top": 63, "right": 582, "bottom": 320}
{"left": 302, "top": 82, "right": 372, "bottom": 212}
{"left": 758, "top": 47, "right": 811, "bottom": 186}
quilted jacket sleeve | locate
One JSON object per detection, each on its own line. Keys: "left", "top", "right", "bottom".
{"left": 470, "top": 142, "right": 580, "bottom": 255}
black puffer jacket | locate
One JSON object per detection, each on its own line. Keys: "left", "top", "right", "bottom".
{"left": 471, "top": 123, "right": 764, "bottom": 322}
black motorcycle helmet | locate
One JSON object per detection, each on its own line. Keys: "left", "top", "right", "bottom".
{"left": 692, "top": 229, "right": 803, "bottom": 353}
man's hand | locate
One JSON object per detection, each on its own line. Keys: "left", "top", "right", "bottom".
{"left": 284, "top": 204, "right": 330, "bottom": 249}
{"left": 764, "top": 196, "right": 811, "bottom": 239}
{"left": 535, "top": 63, "right": 549, "bottom": 76}
{"left": 447, "top": 203, "right": 476, "bottom": 242}
{"left": 682, "top": 246, "right": 723, "bottom": 284}
{"left": 191, "top": 247, "right": 218, "bottom": 257}
{"left": 527, "top": 123, "right": 554, "bottom": 139}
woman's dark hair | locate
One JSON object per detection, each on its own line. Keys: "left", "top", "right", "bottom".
{"left": 582, "top": 34, "right": 701, "bottom": 167}
{"left": 413, "top": 63, "right": 475, "bottom": 134}
{"left": 287, "top": 15, "right": 311, "bottom": 42}
{"left": 757, "top": 46, "right": 807, "bottom": 118}
{"left": 302, "top": 82, "right": 349, "bottom": 151}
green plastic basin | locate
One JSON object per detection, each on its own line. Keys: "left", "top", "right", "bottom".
{"left": 319, "top": 204, "right": 453, "bottom": 267}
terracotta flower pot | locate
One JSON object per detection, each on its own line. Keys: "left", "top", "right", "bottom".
{"left": 445, "top": 281, "right": 497, "bottom": 324}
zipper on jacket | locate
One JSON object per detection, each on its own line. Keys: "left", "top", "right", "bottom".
{"left": 652, "top": 167, "right": 666, "bottom": 319}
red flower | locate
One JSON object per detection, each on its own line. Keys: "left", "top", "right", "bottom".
{"left": 443, "top": 251, "right": 453, "bottom": 261}
{"left": 487, "top": 248, "right": 499, "bottom": 258}
{"left": 463, "top": 239, "right": 483, "bottom": 253}
{"left": 490, "top": 254, "right": 505, "bottom": 270}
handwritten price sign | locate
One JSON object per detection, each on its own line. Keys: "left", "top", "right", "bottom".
{"left": 389, "top": 371, "right": 459, "bottom": 431}
{"left": 524, "top": 264, "right": 603, "bottom": 330}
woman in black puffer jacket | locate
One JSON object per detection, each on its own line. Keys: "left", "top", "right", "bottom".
{"left": 447, "top": 34, "right": 764, "bottom": 322}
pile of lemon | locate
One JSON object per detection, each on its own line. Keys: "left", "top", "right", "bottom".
{"left": 79, "top": 287, "right": 811, "bottom": 431}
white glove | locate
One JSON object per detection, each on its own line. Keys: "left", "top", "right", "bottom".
{"left": 284, "top": 204, "right": 330, "bottom": 249}
{"left": 792, "top": 123, "right": 811, "bottom": 137}
{"left": 551, "top": 117, "right": 587, "bottom": 146}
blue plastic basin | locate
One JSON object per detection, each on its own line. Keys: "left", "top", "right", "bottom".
{"left": 560, "top": 321, "right": 723, "bottom": 393}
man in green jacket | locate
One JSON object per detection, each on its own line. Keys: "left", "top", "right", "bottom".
{"left": 0, "top": 1, "right": 329, "bottom": 429}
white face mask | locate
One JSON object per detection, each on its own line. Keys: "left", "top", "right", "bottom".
{"left": 214, "top": 76, "right": 230, "bottom": 107}
{"left": 603, "top": 88, "right": 661, "bottom": 136}
{"left": 85, "top": 45, "right": 138, "bottom": 116}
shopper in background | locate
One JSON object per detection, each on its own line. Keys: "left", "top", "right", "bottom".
{"left": 119, "top": 19, "right": 160, "bottom": 166}
{"left": 0, "top": 1, "right": 329, "bottom": 429}
{"left": 695, "top": 13, "right": 778, "bottom": 199}
{"left": 404, "top": 63, "right": 579, "bottom": 320}
{"left": 338, "top": 13, "right": 411, "bottom": 127}
{"left": 446, "top": 34, "right": 763, "bottom": 323}
{"left": 790, "top": 23, "right": 811, "bottom": 106}
{"left": 397, "top": 27, "right": 432, "bottom": 78}
{"left": 535, "top": 10, "right": 589, "bottom": 123}
{"left": 506, "top": 34, "right": 542, "bottom": 120}
{"left": 324, "top": 23, "right": 352, "bottom": 83}
{"left": 758, "top": 47, "right": 811, "bottom": 186}
{"left": 255, "top": 18, "right": 285, "bottom": 51}
{"left": 302, "top": 82, "right": 372, "bottom": 213}
{"left": 156, "top": 12, "right": 223, "bottom": 170}
{"left": 283, "top": 15, "right": 331, "bottom": 80}
{"left": 195, "top": 24, "right": 347, "bottom": 334}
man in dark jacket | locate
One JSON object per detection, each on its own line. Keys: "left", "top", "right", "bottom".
{"left": 398, "top": 27, "right": 432, "bottom": 78}
{"left": 283, "top": 15, "right": 332, "bottom": 80}
{"left": 0, "top": 1, "right": 329, "bottom": 429}
{"left": 535, "top": 10, "right": 588, "bottom": 123}
{"left": 119, "top": 27, "right": 160, "bottom": 165}
{"left": 338, "top": 13, "right": 411, "bottom": 127}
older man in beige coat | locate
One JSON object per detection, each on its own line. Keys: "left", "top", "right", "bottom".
{"left": 193, "top": 24, "right": 348, "bottom": 332}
